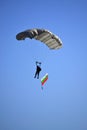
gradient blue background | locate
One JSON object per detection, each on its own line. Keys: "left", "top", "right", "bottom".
{"left": 0, "top": 0, "right": 87, "bottom": 130}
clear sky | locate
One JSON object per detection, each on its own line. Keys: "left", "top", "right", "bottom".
{"left": 0, "top": 0, "right": 87, "bottom": 130}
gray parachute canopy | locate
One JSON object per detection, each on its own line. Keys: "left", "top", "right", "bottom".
{"left": 16, "top": 28, "right": 62, "bottom": 49}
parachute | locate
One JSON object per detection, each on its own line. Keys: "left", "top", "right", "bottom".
{"left": 16, "top": 28, "right": 62, "bottom": 49}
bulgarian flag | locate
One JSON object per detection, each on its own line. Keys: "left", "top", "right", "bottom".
{"left": 41, "top": 73, "right": 48, "bottom": 86}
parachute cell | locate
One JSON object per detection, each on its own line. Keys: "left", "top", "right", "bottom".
{"left": 16, "top": 28, "right": 62, "bottom": 49}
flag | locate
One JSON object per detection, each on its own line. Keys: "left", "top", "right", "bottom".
{"left": 41, "top": 73, "right": 48, "bottom": 86}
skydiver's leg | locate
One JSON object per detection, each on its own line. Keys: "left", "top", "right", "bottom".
{"left": 34, "top": 71, "right": 38, "bottom": 78}
{"left": 37, "top": 71, "right": 40, "bottom": 79}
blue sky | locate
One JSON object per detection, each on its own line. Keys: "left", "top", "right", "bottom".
{"left": 0, "top": 0, "right": 87, "bottom": 130}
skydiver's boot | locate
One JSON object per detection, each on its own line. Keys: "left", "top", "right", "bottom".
{"left": 34, "top": 74, "right": 36, "bottom": 78}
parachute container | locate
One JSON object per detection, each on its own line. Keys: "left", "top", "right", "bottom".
{"left": 41, "top": 73, "right": 48, "bottom": 86}
{"left": 16, "top": 28, "right": 62, "bottom": 50}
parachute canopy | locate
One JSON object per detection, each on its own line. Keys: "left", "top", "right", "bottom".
{"left": 16, "top": 28, "right": 62, "bottom": 50}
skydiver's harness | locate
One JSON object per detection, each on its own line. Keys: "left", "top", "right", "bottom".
{"left": 36, "top": 62, "right": 41, "bottom": 72}
{"left": 37, "top": 66, "right": 41, "bottom": 72}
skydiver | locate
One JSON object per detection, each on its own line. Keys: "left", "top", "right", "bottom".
{"left": 34, "top": 61, "right": 42, "bottom": 79}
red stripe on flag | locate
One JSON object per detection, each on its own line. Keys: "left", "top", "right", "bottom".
{"left": 41, "top": 77, "right": 48, "bottom": 86}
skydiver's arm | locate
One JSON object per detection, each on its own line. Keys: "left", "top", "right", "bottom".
{"left": 36, "top": 61, "right": 41, "bottom": 66}
{"left": 36, "top": 61, "right": 38, "bottom": 66}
